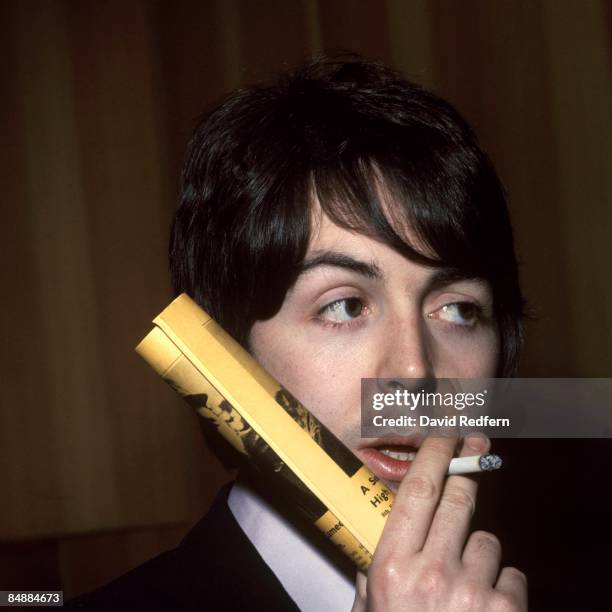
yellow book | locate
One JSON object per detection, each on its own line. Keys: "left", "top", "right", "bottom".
{"left": 135, "top": 293, "right": 394, "bottom": 571}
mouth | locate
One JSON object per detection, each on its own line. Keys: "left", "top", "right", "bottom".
{"left": 356, "top": 435, "right": 424, "bottom": 487}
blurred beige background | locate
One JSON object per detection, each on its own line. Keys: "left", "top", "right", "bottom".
{"left": 1, "top": 0, "right": 611, "bottom": 598}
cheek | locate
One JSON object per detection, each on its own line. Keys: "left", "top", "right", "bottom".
{"left": 433, "top": 327, "right": 500, "bottom": 377}
{"left": 249, "top": 321, "right": 362, "bottom": 439}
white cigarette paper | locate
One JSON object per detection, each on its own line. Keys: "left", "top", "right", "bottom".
{"left": 448, "top": 453, "right": 502, "bottom": 475}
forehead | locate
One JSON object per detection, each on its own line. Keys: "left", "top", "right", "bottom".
{"left": 304, "top": 209, "right": 434, "bottom": 291}
{"left": 308, "top": 210, "right": 380, "bottom": 256}
{"left": 308, "top": 192, "right": 433, "bottom": 261}
{"left": 302, "top": 205, "right": 492, "bottom": 298}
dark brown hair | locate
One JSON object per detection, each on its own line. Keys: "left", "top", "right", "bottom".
{"left": 170, "top": 54, "right": 525, "bottom": 375}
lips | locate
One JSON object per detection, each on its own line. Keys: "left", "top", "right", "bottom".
{"left": 357, "top": 435, "right": 424, "bottom": 484}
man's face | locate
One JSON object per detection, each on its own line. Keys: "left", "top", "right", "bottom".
{"left": 249, "top": 211, "right": 499, "bottom": 488}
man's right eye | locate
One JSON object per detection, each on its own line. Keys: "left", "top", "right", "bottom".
{"left": 318, "top": 297, "right": 366, "bottom": 326}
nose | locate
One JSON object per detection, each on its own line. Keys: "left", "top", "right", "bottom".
{"left": 374, "top": 314, "right": 436, "bottom": 394}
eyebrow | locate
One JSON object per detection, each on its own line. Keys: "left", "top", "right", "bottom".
{"left": 424, "top": 268, "right": 486, "bottom": 293}
{"left": 298, "top": 251, "right": 383, "bottom": 280}
{"left": 297, "top": 250, "right": 485, "bottom": 292}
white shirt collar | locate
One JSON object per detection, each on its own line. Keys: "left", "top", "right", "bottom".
{"left": 228, "top": 478, "right": 356, "bottom": 611}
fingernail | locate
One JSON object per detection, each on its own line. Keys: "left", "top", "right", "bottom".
{"left": 465, "top": 433, "right": 488, "bottom": 453}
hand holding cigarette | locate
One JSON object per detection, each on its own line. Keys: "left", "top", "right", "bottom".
{"left": 352, "top": 436, "right": 527, "bottom": 612}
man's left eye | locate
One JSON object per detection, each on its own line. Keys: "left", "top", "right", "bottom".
{"left": 320, "top": 297, "right": 365, "bottom": 322}
{"left": 433, "top": 302, "right": 483, "bottom": 327}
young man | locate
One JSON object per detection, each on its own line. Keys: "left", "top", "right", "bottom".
{"left": 69, "top": 55, "right": 527, "bottom": 610}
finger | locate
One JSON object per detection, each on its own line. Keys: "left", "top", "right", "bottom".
{"left": 351, "top": 571, "right": 367, "bottom": 612}
{"left": 377, "top": 434, "right": 457, "bottom": 555}
{"left": 461, "top": 530, "right": 502, "bottom": 585}
{"left": 495, "top": 567, "right": 528, "bottom": 610}
{"left": 423, "top": 434, "right": 491, "bottom": 558}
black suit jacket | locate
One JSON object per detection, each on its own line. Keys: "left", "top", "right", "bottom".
{"left": 63, "top": 487, "right": 300, "bottom": 611}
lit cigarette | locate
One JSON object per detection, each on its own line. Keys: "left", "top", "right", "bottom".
{"left": 448, "top": 453, "right": 502, "bottom": 475}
